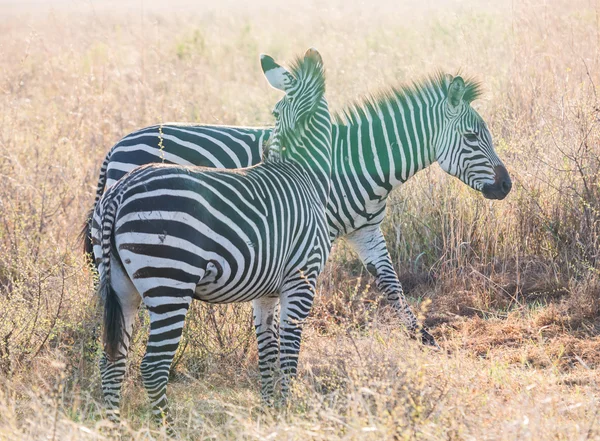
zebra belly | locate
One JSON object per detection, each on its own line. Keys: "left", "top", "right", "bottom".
{"left": 192, "top": 255, "right": 286, "bottom": 303}
{"left": 115, "top": 227, "right": 289, "bottom": 306}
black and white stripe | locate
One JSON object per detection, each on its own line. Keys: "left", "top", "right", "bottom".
{"left": 85, "top": 72, "right": 511, "bottom": 348}
{"left": 91, "top": 49, "right": 332, "bottom": 423}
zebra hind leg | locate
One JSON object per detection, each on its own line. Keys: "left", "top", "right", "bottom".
{"left": 252, "top": 296, "right": 280, "bottom": 406}
{"left": 370, "top": 260, "right": 438, "bottom": 347}
{"left": 99, "top": 255, "right": 142, "bottom": 424}
{"left": 345, "top": 225, "right": 438, "bottom": 347}
{"left": 139, "top": 292, "right": 193, "bottom": 429}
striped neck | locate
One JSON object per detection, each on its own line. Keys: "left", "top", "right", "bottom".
{"left": 265, "top": 98, "right": 332, "bottom": 206}
{"left": 332, "top": 78, "right": 449, "bottom": 198}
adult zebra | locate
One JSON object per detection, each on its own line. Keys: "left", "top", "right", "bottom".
{"left": 84, "top": 70, "right": 512, "bottom": 347}
{"left": 91, "top": 48, "right": 332, "bottom": 423}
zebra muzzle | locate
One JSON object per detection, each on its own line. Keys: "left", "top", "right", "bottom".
{"left": 482, "top": 165, "right": 512, "bottom": 200}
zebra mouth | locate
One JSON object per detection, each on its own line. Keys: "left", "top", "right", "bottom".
{"left": 481, "top": 165, "right": 512, "bottom": 200}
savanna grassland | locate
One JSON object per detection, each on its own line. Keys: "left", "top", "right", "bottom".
{"left": 0, "top": 0, "right": 599, "bottom": 439}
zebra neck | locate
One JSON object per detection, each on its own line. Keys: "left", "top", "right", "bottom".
{"left": 267, "top": 107, "right": 332, "bottom": 207}
{"left": 332, "top": 93, "right": 441, "bottom": 200}
{"left": 293, "top": 132, "right": 332, "bottom": 207}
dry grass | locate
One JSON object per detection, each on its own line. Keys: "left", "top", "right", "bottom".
{"left": 0, "top": 0, "right": 599, "bottom": 439}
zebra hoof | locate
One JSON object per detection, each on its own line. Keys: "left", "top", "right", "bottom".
{"left": 99, "top": 415, "right": 121, "bottom": 439}
{"left": 273, "top": 397, "right": 291, "bottom": 413}
{"left": 161, "top": 419, "right": 178, "bottom": 439}
{"left": 419, "top": 328, "right": 439, "bottom": 348}
{"left": 164, "top": 424, "right": 178, "bottom": 439}
{"left": 257, "top": 400, "right": 274, "bottom": 414}
{"left": 153, "top": 412, "right": 177, "bottom": 438}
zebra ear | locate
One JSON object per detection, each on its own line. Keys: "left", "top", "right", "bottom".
{"left": 261, "top": 54, "right": 296, "bottom": 92}
{"left": 447, "top": 76, "right": 466, "bottom": 108}
{"left": 304, "top": 47, "right": 323, "bottom": 66}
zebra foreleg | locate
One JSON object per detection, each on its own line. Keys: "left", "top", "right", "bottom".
{"left": 140, "top": 295, "right": 193, "bottom": 428}
{"left": 278, "top": 274, "right": 317, "bottom": 405}
{"left": 252, "top": 296, "right": 280, "bottom": 405}
{"left": 345, "top": 225, "right": 437, "bottom": 346}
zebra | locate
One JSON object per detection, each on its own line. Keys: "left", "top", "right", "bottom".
{"left": 91, "top": 48, "right": 332, "bottom": 424}
{"left": 84, "top": 70, "right": 512, "bottom": 348}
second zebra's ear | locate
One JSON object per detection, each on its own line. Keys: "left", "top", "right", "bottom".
{"left": 261, "top": 54, "right": 296, "bottom": 92}
{"left": 303, "top": 47, "right": 323, "bottom": 66}
{"left": 447, "top": 76, "right": 466, "bottom": 109}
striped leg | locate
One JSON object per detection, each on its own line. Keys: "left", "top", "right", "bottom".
{"left": 278, "top": 272, "right": 317, "bottom": 403}
{"left": 253, "top": 297, "right": 280, "bottom": 405}
{"left": 99, "top": 256, "right": 141, "bottom": 423}
{"left": 252, "top": 297, "right": 279, "bottom": 406}
{"left": 140, "top": 295, "right": 192, "bottom": 425}
{"left": 99, "top": 355, "right": 126, "bottom": 423}
{"left": 345, "top": 225, "right": 436, "bottom": 346}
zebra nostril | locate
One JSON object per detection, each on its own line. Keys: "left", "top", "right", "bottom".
{"left": 501, "top": 179, "right": 512, "bottom": 194}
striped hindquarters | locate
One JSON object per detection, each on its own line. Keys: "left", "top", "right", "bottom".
{"left": 94, "top": 162, "right": 324, "bottom": 305}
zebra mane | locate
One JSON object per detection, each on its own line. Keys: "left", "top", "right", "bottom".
{"left": 333, "top": 71, "right": 483, "bottom": 125}
{"left": 287, "top": 54, "right": 326, "bottom": 96}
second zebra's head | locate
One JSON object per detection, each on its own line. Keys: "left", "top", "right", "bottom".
{"left": 434, "top": 75, "right": 512, "bottom": 200}
{"left": 260, "top": 48, "right": 329, "bottom": 155}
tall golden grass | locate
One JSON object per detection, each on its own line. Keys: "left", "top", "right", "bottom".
{"left": 0, "top": 0, "right": 599, "bottom": 439}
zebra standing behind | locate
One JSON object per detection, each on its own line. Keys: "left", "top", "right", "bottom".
{"left": 84, "top": 69, "right": 513, "bottom": 347}
{"left": 91, "top": 48, "right": 332, "bottom": 423}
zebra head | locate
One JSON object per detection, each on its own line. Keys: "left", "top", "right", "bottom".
{"left": 260, "top": 48, "right": 327, "bottom": 153}
{"left": 435, "top": 75, "right": 512, "bottom": 200}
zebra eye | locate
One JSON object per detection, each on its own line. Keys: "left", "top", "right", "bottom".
{"left": 464, "top": 132, "right": 478, "bottom": 142}
{"left": 272, "top": 109, "right": 280, "bottom": 118}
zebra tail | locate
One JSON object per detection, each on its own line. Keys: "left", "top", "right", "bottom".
{"left": 99, "top": 198, "right": 124, "bottom": 361}
{"left": 81, "top": 150, "right": 111, "bottom": 259}
{"left": 80, "top": 206, "right": 96, "bottom": 259}
{"left": 102, "top": 280, "right": 124, "bottom": 361}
